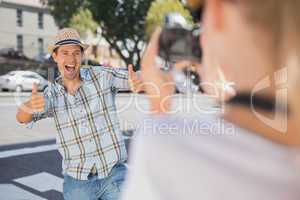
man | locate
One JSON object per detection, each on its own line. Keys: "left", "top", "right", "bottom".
{"left": 16, "top": 28, "right": 142, "bottom": 200}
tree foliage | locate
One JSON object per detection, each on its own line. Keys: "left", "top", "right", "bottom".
{"left": 69, "top": 9, "right": 98, "bottom": 38}
{"left": 146, "top": 0, "right": 193, "bottom": 37}
{"left": 41, "top": 0, "right": 153, "bottom": 68}
{"left": 40, "top": 0, "right": 84, "bottom": 28}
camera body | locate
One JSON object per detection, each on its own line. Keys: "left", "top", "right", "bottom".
{"left": 158, "top": 13, "right": 202, "bottom": 93}
{"left": 158, "top": 13, "right": 202, "bottom": 63}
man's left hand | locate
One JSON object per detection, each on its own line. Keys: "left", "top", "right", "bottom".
{"left": 128, "top": 64, "right": 144, "bottom": 93}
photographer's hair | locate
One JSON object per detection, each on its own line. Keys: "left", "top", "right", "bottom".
{"left": 223, "top": 0, "right": 300, "bottom": 64}
{"left": 223, "top": 0, "right": 300, "bottom": 127}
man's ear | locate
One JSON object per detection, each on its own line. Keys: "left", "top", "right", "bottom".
{"left": 206, "top": 0, "right": 224, "bottom": 31}
{"left": 52, "top": 51, "right": 58, "bottom": 63}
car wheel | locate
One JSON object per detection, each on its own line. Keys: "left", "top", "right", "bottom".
{"left": 15, "top": 85, "right": 23, "bottom": 93}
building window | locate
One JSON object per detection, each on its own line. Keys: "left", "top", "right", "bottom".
{"left": 17, "top": 35, "right": 23, "bottom": 53}
{"left": 16, "top": 9, "right": 23, "bottom": 27}
{"left": 38, "top": 12, "right": 43, "bottom": 29}
{"left": 38, "top": 38, "right": 44, "bottom": 57}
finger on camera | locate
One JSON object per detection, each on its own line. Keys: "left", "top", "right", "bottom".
{"left": 141, "top": 28, "right": 161, "bottom": 70}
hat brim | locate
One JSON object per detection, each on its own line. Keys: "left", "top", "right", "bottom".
{"left": 48, "top": 43, "right": 89, "bottom": 54}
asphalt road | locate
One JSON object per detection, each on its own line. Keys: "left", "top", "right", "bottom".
{"left": 0, "top": 140, "right": 63, "bottom": 200}
{"left": 0, "top": 138, "right": 132, "bottom": 200}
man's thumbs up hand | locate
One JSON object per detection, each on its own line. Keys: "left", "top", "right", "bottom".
{"left": 29, "top": 83, "right": 45, "bottom": 113}
{"left": 128, "top": 64, "right": 143, "bottom": 93}
{"left": 32, "top": 82, "right": 38, "bottom": 95}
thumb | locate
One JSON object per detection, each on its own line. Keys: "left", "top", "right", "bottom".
{"left": 128, "top": 64, "right": 135, "bottom": 79}
{"left": 32, "top": 83, "right": 38, "bottom": 95}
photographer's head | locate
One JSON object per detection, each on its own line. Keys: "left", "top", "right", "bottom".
{"left": 192, "top": 0, "right": 300, "bottom": 142}
{"left": 200, "top": 0, "right": 289, "bottom": 94}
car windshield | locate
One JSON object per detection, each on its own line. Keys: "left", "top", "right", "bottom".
{"left": 7, "top": 72, "right": 16, "bottom": 76}
{"left": 22, "top": 74, "right": 37, "bottom": 79}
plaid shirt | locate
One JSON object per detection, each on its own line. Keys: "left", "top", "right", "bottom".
{"left": 32, "top": 66, "right": 129, "bottom": 180}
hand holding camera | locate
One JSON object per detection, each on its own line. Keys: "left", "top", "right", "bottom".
{"left": 158, "top": 13, "right": 202, "bottom": 93}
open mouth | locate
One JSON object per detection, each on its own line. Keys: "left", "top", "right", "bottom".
{"left": 64, "top": 64, "right": 75, "bottom": 74}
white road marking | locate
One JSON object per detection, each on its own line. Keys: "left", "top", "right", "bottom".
{"left": 0, "top": 184, "right": 46, "bottom": 200}
{"left": 14, "top": 172, "right": 63, "bottom": 193}
{"left": 0, "top": 144, "right": 57, "bottom": 158}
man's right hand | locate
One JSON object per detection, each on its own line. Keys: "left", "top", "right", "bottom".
{"left": 28, "top": 83, "right": 45, "bottom": 113}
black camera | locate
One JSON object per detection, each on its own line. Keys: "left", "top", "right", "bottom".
{"left": 159, "top": 13, "right": 202, "bottom": 63}
{"left": 157, "top": 13, "right": 202, "bottom": 93}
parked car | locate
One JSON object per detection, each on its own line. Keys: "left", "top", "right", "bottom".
{"left": 0, "top": 71, "right": 48, "bottom": 92}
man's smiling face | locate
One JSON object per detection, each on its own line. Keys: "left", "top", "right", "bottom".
{"left": 52, "top": 44, "right": 83, "bottom": 81}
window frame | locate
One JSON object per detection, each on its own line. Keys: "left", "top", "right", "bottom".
{"left": 38, "top": 12, "right": 44, "bottom": 29}
{"left": 16, "top": 34, "right": 23, "bottom": 53}
{"left": 16, "top": 9, "right": 23, "bottom": 27}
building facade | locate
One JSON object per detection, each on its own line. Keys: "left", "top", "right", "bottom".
{"left": 0, "top": 0, "right": 58, "bottom": 60}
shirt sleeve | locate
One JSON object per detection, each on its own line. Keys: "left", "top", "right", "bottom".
{"left": 90, "top": 65, "right": 130, "bottom": 91}
{"left": 110, "top": 67, "right": 130, "bottom": 91}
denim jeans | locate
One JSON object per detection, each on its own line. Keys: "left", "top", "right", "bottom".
{"left": 63, "top": 163, "right": 127, "bottom": 200}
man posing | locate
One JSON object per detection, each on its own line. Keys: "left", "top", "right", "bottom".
{"left": 16, "top": 28, "right": 142, "bottom": 200}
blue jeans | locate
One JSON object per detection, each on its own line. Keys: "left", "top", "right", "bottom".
{"left": 63, "top": 163, "right": 127, "bottom": 200}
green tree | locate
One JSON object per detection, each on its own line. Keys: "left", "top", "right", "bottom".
{"left": 87, "top": 0, "right": 153, "bottom": 69}
{"left": 41, "top": 0, "right": 153, "bottom": 69}
{"left": 146, "top": 0, "right": 193, "bottom": 37}
{"left": 69, "top": 9, "right": 98, "bottom": 38}
{"left": 40, "top": 0, "right": 84, "bottom": 28}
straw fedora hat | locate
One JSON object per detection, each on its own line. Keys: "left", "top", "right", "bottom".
{"left": 48, "top": 28, "right": 89, "bottom": 54}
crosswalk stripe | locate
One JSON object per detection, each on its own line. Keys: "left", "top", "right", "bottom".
{"left": 0, "top": 144, "right": 57, "bottom": 158}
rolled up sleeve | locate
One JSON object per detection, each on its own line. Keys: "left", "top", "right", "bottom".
{"left": 111, "top": 68, "right": 130, "bottom": 91}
